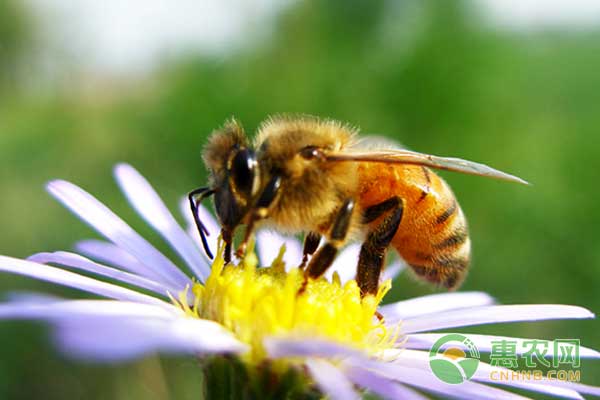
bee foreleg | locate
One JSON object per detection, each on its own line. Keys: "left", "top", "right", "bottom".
{"left": 222, "top": 228, "right": 234, "bottom": 264}
{"left": 299, "top": 232, "right": 321, "bottom": 269}
{"left": 357, "top": 197, "right": 404, "bottom": 296}
{"left": 299, "top": 199, "right": 355, "bottom": 294}
{"left": 235, "top": 175, "right": 282, "bottom": 259}
{"left": 188, "top": 187, "right": 216, "bottom": 259}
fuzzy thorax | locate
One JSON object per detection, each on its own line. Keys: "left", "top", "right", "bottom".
{"left": 170, "top": 243, "right": 396, "bottom": 364}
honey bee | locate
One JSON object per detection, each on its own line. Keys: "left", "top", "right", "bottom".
{"left": 189, "top": 116, "right": 526, "bottom": 296}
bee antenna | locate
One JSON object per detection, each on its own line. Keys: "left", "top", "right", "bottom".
{"left": 188, "top": 187, "right": 216, "bottom": 259}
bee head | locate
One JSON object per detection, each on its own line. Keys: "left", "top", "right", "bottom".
{"left": 202, "top": 119, "right": 261, "bottom": 232}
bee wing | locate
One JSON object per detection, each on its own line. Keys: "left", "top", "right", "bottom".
{"left": 324, "top": 149, "right": 529, "bottom": 185}
{"left": 353, "top": 135, "right": 405, "bottom": 151}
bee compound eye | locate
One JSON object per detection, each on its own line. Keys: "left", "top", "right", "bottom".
{"left": 230, "top": 148, "right": 257, "bottom": 196}
{"left": 299, "top": 146, "right": 322, "bottom": 160}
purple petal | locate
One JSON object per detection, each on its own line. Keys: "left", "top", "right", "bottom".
{"left": 264, "top": 335, "right": 599, "bottom": 399}
{"left": 344, "top": 357, "right": 532, "bottom": 400}
{"left": 554, "top": 382, "right": 600, "bottom": 398}
{"left": 28, "top": 251, "right": 174, "bottom": 297}
{"left": 405, "top": 333, "right": 600, "bottom": 358}
{"left": 3, "top": 292, "right": 61, "bottom": 304}
{"left": 381, "top": 259, "right": 406, "bottom": 282}
{"left": 305, "top": 358, "right": 360, "bottom": 400}
{"left": 256, "top": 230, "right": 302, "bottom": 268}
{"left": 344, "top": 365, "right": 430, "bottom": 400}
{"left": 401, "top": 305, "right": 595, "bottom": 334}
{"left": 392, "top": 349, "right": 587, "bottom": 399}
{"left": 0, "top": 299, "right": 246, "bottom": 361}
{"left": 0, "top": 298, "right": 176, "bottom": 320}
{"left": 326, "top": 247, "right": 404, "bottom": 285}
{"left": 0, "top": 256, "right": 169, "bottom": 307}
{"left": 114, "top": 164, "right": 210, "bottom": 282}
{"left": 75, "top": 239, "right": 165, "bottom": 282}
{"left": 380, "top": 291, "right": 496, "bottom": 322}
{"left": 327, "top": 243, "right": 360, "bottom": 284}
{"left": 47, "top": 180, "right": 189, "bottom": 289}
{"left": 179, "top": 199, "right": 220, "bottom": 263}
{"left": 264, "top": 337, "right": 364, "bottom": 359}
{"left": 55, "top": 314, "right": 247, "bottom": 361}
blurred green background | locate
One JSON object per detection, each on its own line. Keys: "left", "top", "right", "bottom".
{"left": 0, "top": 0, "right": 598, "bottom": 398}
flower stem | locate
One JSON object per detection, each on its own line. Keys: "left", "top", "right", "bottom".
{"left": 200, "top": 355, "right": 322, "bottom": 400}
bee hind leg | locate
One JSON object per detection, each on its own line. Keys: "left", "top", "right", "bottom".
{"left": 299, "top": 199, "right": 355, "bottom": 294}
{"left": 362, "top": 196, "right": 403, "bottom": 224}
{"left": 357, "top": 197, "right": 404, "bottom": 297}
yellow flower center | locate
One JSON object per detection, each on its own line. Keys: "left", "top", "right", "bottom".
{"left": 170, "top": 242, "right": 397, "bottom": 363}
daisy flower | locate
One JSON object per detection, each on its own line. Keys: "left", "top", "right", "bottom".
{"left": 0, "top": 163, "right": 598, "bottom": 399}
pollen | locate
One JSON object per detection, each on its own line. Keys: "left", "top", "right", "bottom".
{"left": 170, "top": 242, "right": 398, "bottom": 363}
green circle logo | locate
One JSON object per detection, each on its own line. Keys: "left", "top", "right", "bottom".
{"left": 428, "top": 334, "right": 480, "bottom": 384}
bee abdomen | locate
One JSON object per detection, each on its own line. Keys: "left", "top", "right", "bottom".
{"left": 408, "top": 244, "right": 471, "bottom": 289}
{"left": 435, "top": 199, "right": 458, "bottom": 225}
{"left": 359, "top": 163, "right": 472, "bottom": 290}
{"left": 405, "top": 207, "right": 471, "bottom": 289}
{"left": 433, "top": 225, "right": 469, "bottom": 249}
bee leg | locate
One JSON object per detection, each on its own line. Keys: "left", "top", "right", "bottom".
{"left": 235, "top": 175, "right": 282, "bottom": 259}
{"left": 362, "top": 196, "right": 402, "bottom": 223}
{"left": 299, "top": 199, "right": 355, "bottom": 294}
{"left": 222, "top": 228, "right": 234, "bottom": 264}
{"left": 299, "top": 232, "right": 321, "bottom": 269}
{"left": 357, "top": 197, "right": 404, "bottom": 296}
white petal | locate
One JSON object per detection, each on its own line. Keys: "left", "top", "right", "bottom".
{"left": 0, "top": 299, "right": 247, "bottom": 361}
{"left": 0, "top": 256, "right": 169, "bottom": 308}
{"left": 380, "top": 291, "right": 496, "bottom": 321}
{"left": 401, "top": 305, "right": 595, "bottom": 334}
{"left": 344, "top": 357, "right": 532, "bottom": 400}
{"left": 256, "top": 230, "right": 302, "bottom": 268}
{"left": 326, "top": 243, "right": 361, "bottom": 284}
{"left": 58, "top": 316, "right": 247, "bottom": 361}
{"left": 75, "top": 239, "right": 165, "bottom": 282}
{"left": 47, "top": 180, "right": 189, "bottom": 289}
{"left": 405, "top": 333, "right": 600, "bottom": 358}
{"left": 555, "top": 382, "right": 600, "bottom": 398}
{"left": 114, "top": 164, "right": 210, "bottom": 282}
{"left": 180, "top": 198, "right": 220, "bottom": 258}
{"left": 28, "top": 251, "right": 174, "bottom": 297}
{"left": 0, "top": 299, "right": 177, "bottom": 320}
{"left": 344, "top": 365, "right": 431, "bottom": 400}
{"left": 3, "top": 292, "right": 61, "bottom": 304}
{"left": 326, "top": 247, "right": 404, "bottom": 285}
{"left": 264, "top": 337, "right": 364, "bottom": 359}
{"left": 381, "top": 259, "right": 406, "bottom": 282}
{"left": 305, "top": 358, "right": 360, "bottom": 400}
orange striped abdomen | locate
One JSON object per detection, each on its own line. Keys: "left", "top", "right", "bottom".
{"left": 357, "top": 163, "right": 471, "bottom": 289}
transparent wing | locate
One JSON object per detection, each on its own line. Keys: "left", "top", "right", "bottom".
{"left": 324, "top": 149, "right": 528, "bottom": 185}
{"left": 353, "top": 135, "right": 405, "bottom": 151}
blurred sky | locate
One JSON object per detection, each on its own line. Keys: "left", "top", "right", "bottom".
{"left": 24, "top": 0, "right": 600, "bottom": 77}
